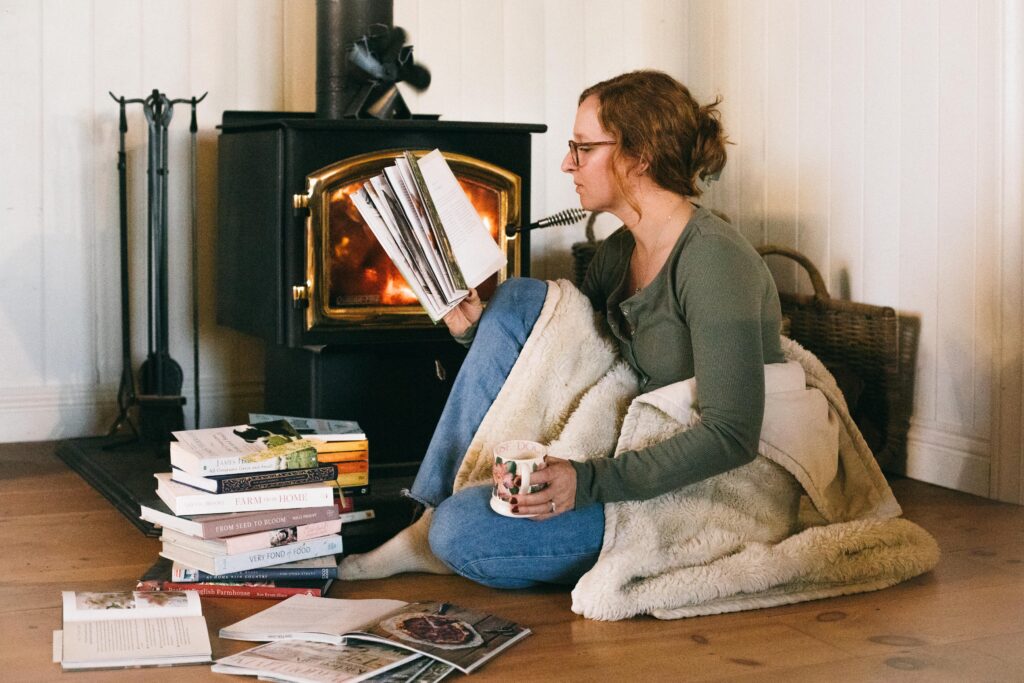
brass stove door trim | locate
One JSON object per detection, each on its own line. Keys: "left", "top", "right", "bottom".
{"left": 296, "top": 149, "right": 522, "bottom": 331}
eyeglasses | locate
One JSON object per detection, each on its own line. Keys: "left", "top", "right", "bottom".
{"left": 567, "top": 140, "right": 616, "bottom": 166}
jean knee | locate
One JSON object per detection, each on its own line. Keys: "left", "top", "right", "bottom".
{"left": 487, "top": 277, "right": 546, "bottom": 312}
{"left": 427, "top": 497, "right": 463, "bottom": 570}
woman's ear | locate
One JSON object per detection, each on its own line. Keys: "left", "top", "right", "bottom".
{"left": 626, "top": 155, "right": 649, "bottom": 178}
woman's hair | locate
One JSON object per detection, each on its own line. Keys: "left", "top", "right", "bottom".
{"left": 579, "top": 70, "right": 728, "bottom": 201}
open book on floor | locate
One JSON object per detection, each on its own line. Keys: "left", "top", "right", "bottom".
{"left": 351, "top": 149, "right": 506, "bottom": 322}
{"left": 218, "top": 594, "right": 529, "bottom": 675}
{"left": 54, "top": 590, "right": 211, "bottom": 670}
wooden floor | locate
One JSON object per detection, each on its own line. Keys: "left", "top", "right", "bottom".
{"left": 2, "top": 441, "right": 1022, "bottom": 682}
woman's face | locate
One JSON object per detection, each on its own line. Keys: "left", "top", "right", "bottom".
{"left": 561, "top": 95, "right": 624, "bottom": 215}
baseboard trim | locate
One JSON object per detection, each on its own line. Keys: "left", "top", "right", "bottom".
{"left": 0, "top": 380, "right": 264, "bottom": 442}
{"left": 892, "top": 421, "right": 991, "bottom": 497}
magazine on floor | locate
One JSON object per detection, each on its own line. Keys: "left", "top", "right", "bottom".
{"left": 219, "top": 595, "right": 529, "bottom": 675}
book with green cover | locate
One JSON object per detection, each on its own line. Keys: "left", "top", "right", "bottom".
{"left": 171, "top": 419, "right": 318, "bottom": 477}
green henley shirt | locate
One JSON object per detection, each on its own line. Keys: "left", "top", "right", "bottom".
{"left": 570, "top": 206, "right": 785, "bottom": 508}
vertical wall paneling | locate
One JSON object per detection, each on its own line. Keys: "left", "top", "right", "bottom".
{"left": 900, "top": 0, "right": 940, "bottom": 426}
{"left": 974, "top": 0, "right": 998, "bottom": 439}
{"left": 862, "top": 0, "right": 901, "bottom": 308}
{"left": 994, "top": 0, "right": 1024, "bottom": 503}
{"left": 458, "top": 0, "right": 503, "bottom": 122}
{"left": 412, "top": 0, "right": 461, "bottom": 120}
{"left": 237, "top": 0, "right": 284, "bottom": 111}
{"left": 936, "top": 0, "right": 979, "bottom": 429}
{"left": 501, "top": 0, "right": 547, "bottom": 247}
{"left": 190, "top": 0, "right": 268, "bottom": 428}
{"left": 662, "top": 0, "right": 688, "bottom": 81}
{"left": 828, "top": 0, "right": 864, "bottom": 302}
{"left": 93, "top": 0, "right": 143, "bottom": 389}
{"left": 538, "top": 0, "right": 584, "bottom": 281}
{"left": 796, "top": 0, "right": 830, "bottom": 293}
{"left": 0, "top": 2, "right": 45, "bottom": 390}
{"left": 684, "top": 0, "right": 714, "bottom": 99}
{"left": 42, "top": 0, "right": 96, "bottom": 388}
{"left": 282, "top": 0, "right": 315, "bottom": 112}
{"left": 736, "top": 0, "right": 765, "bottom": 248}
{"left": 762, "top": 0, "right": 800, "bottom": 294}
{"left": 711, "top": 0, "right": 742, "bottom": 232}
{"left": 686, "top": 0, "right": 718, "bottom": 210}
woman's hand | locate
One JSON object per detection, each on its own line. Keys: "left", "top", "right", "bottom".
{"left": 510, "top": 455, "right": 577, "bottom": 520}
{"left": 442, "top": 288, "right": 483, "bottom": 337}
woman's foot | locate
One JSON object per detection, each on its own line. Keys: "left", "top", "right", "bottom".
{"left": 339, "top": 508, "right": 453, "bottom": 579}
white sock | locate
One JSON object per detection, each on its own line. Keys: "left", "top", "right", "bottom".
{"left": 339, "top": 508, "right": 453, "bottom": 579}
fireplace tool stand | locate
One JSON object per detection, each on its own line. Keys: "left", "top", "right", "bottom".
{"left": 105, "top": 89, "right": 207, "bottom": 450}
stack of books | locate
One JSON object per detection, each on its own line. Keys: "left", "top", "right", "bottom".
{"left": 137, "top": 416, "right": 373, "bottom": 599}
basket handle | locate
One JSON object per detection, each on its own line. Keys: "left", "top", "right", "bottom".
{"left": 757, "top": 245, "right": 830, "bottom": 300}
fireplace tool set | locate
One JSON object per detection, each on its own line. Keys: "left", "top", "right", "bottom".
{"left": 106, "top": 89, "right": 207, "bottom": 448}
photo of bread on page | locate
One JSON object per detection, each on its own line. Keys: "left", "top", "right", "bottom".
{"left": 351, "top": 149, "right": 506, "bottom": 322}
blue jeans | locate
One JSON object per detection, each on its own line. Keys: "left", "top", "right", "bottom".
{"left": 409, "top": 278, "right": 606, "bottom": 589}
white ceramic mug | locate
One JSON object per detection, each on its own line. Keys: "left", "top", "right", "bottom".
{"left": 490, "top": 439, "right": 547, "bottom": 517}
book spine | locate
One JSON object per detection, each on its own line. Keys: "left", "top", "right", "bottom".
{"left": 217, "top": 535, "right": 342, "bottom": 574}
{"left": 200, "top": 506, "right": 338, "bottom": 539}
{"left": 147, "top": 581, "right": 326, "bottom": 599}
{"left": 316, "top": 450, "right": 370, "bottom": 463}
{"left": 221, "top": 519, "right": 342, "bottom": 554}
{"left": 174, "top": 564, "right": 339, "bottom": 582}
{"left": 166, "top": 486, "right": 334, "bottom": 516}
{"left": 175, "top": 443, "right": 320, "bottom": 477}
{"left": 212, "top": 465, "right": 338, "bottom": 494}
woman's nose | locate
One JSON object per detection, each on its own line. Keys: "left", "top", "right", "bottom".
{"left": 561, "top": 151, "right": 576, "bottom": 173}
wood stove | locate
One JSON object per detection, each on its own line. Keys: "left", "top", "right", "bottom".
{"left": 216, "top": 114, "right": 545, "bottom": 474}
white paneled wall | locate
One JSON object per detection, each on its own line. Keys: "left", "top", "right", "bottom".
{"left": 686, "top": 0, "right": 1021, "bottom": 502}
{"left": 0, "top": 0, "right": 1020, "bottom": 501}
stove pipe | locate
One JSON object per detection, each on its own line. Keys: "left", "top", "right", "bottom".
{"left": 316, "top": 0, "right": 394, "bottom": 119}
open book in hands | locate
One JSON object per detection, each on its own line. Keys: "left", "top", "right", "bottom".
{"left": 351, "top": 149, "right": 506, "bottom": 322}
{"left": 217, "top": 594, "right": 530, "bottom": 676}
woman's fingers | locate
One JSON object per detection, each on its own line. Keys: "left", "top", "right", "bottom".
{"left": 509, "top": 455, "right": 576, "bottom": 519}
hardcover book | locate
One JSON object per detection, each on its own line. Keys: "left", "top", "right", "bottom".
{"left": 170, "top": 463, "right": 339, "bottom": 494}
{"left": 160, "top": 533, "right": 343, "bottom": 575}
{"left": 154, "top": 472, "right": 334, "bottom": 516}
{"left": 171, "top": 419, "right": 318, "bottom": 477}
{"left": 351, "top": 149, "right": 505, "bottom": 323}
{"left": 219, "top": 595, "right": 529, "bottom": 675}
{"left": 138, "top": 499, "right": 339, "bottom": 539}
{"left": 169, "top": 556, "right": 339, "bottom": 583}
{"left": 161, "top": 518, "right": 342, "bottom": 555}
{"left": 55, "top": 590, "right": 211, "bottom": 670}
{"left": 138, "top": 559, "right": 334, "bottom": 600}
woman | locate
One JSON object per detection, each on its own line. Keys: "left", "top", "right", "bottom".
{"left": 341, "top": 70, "right": 784, "bottom": 588}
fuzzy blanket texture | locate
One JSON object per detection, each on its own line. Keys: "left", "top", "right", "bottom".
{"left": 452, "top": 280, "right": 939, "bottom": 621}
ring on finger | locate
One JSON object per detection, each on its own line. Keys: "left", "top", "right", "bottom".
{"left": 549, "top": 500, "right": 556, "bottom": 513}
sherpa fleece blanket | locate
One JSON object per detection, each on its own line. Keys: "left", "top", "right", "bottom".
{"left": 451, "top": 280, "right": 939, "bottom": 621}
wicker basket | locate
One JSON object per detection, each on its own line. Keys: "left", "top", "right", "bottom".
{"left": 758, "top": 245, "right": 917, "bottom": 471}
